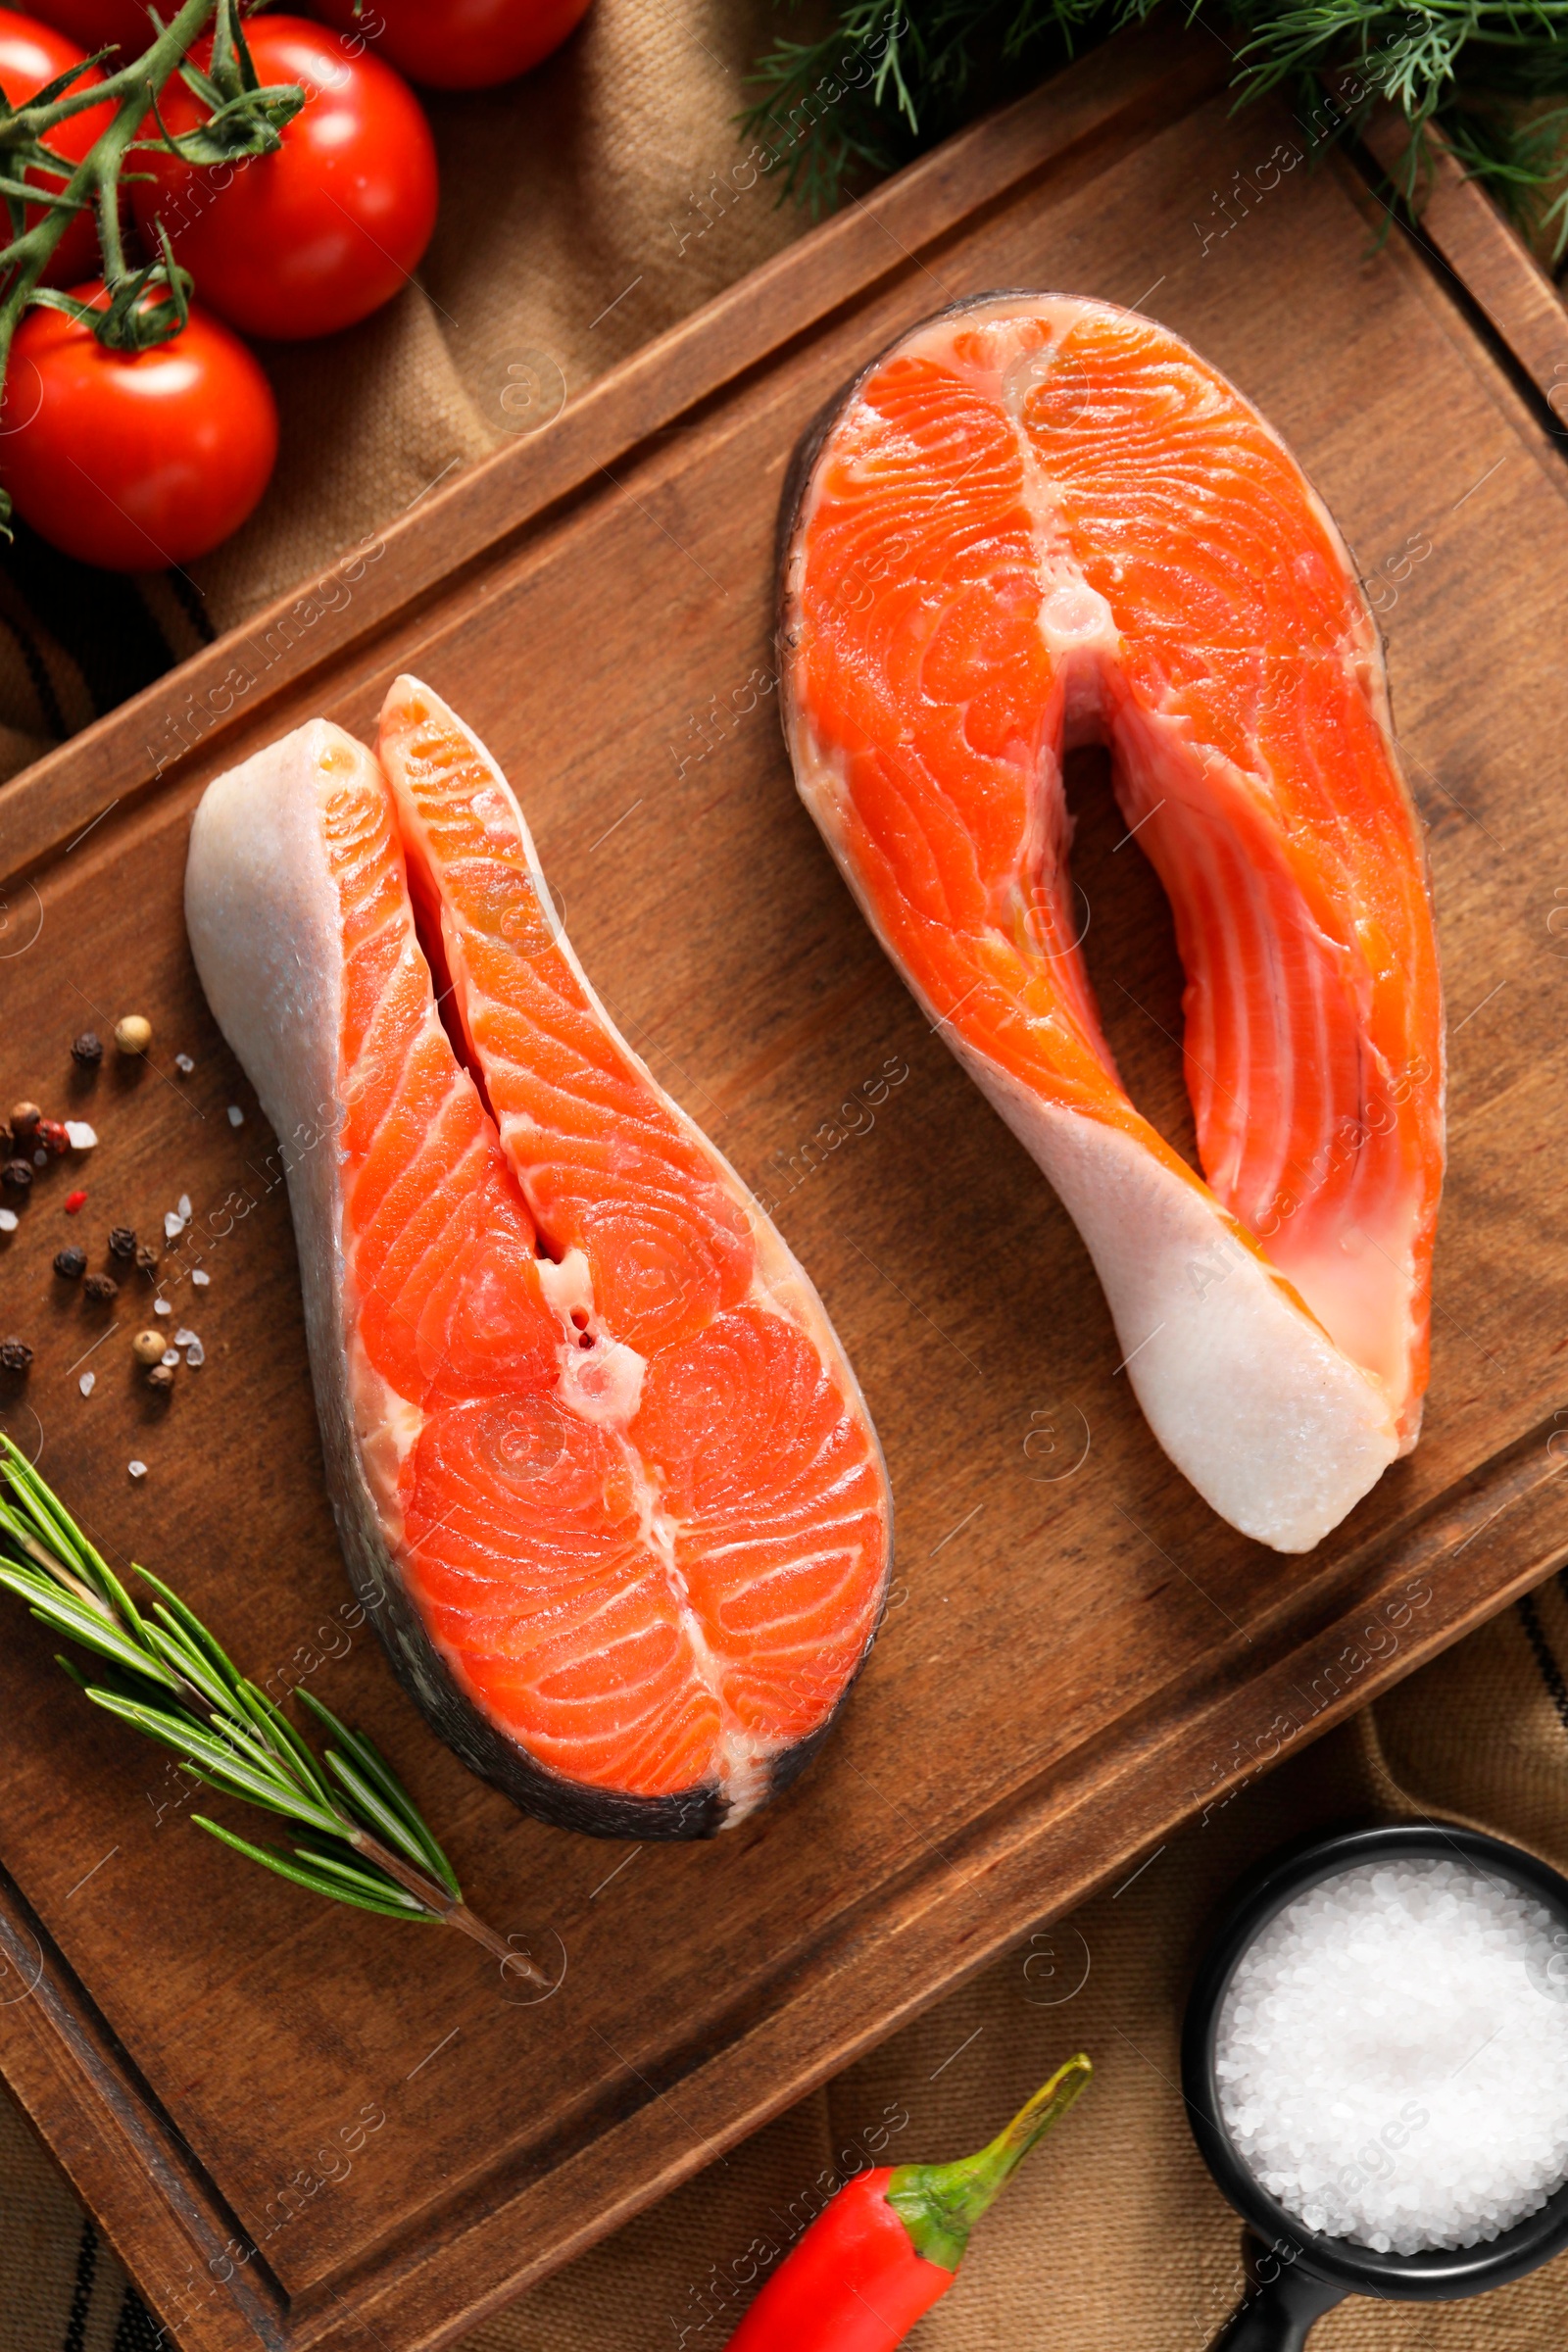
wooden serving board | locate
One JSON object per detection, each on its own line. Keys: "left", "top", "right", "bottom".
{"left": 3, "top": 26, "right": 1568, "bottom": 2349}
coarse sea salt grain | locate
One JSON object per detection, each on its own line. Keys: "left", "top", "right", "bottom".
{"left": 191, "top": 1268, "right": 210, "bottom": 1288}
{"left": 226, "top": 1105, "right": 244, "bottom": 1127}
{"left": 78, "top": 1372, "right": 94, "bottom": 1396}
{"left": 1216, "top": 1858, "right": 1568, "bottom": 2256}
{"left": 0, "top": 1208, "right": 15, "bottom": 1234}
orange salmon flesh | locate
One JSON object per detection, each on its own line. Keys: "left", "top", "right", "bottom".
{"left": 780, "top": 295, "right": 1445, "bottom": 1552}
{"left": 185, "top": 682, "right": 891, "bottom": 1837}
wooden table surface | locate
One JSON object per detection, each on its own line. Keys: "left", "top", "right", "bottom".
{"left": 1, "top": 24, "right": 1567, "bottom": 2350}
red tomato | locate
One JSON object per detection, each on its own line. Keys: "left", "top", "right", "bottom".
{"left": 0, "top": 285, "right": 278, "bottom": 569}
{"left": 309, "top": 0, "right": 592, "bottom": 89}
{"left": 130, "top": 17, "right": 437, "bottom": 341}
{"left": 0, "top": 9, "right": 113, "bottom": 284}
{"left": 24, "top": 0, "right": 151, "bottom": 48}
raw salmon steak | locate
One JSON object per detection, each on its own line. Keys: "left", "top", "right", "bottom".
{"left": 185, "top": 679, "right": 891, "bottom": 1837}
{"left": 779, "top": 295, "right": 1445, "bottom": 1552}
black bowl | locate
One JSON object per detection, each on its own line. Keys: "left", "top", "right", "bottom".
{"left": 1182, "top": 1821, "right": 1568, "bottom": 2349}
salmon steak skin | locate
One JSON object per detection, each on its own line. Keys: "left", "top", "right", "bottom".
{"left": 184, "top": 678, "right": 892, "bottom": 1838}
{"left": 778, "top": 294, "right": 1445, "bottom": 1554}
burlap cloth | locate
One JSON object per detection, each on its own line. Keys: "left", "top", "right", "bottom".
{"left": 5, "top": 9, "right": 1568, "bottom": 2347}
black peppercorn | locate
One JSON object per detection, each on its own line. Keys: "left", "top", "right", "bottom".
{"left": 71, "top": 1032, "right": 103, "bottom": 1067}
{"left": 2, "top": 1158, "right": 32, "bottom": 1190}
{"left": 145, "top": 1362, "right": 176, "bottom": 1393}
{"left": 108, "top": 1226, "right": 136, "bottom": 1260}
{"left": 82, "top": 1273, "right": 119, "bottom": 1303}
{"left": 0, "top": 1337, "right": 32, "bottom": 1373}
{"left": 53, "top": 1246, "right": 86, "bottom": 1280}
{"left": 134, "top": 1243, "right": 160, "bottom": 1276}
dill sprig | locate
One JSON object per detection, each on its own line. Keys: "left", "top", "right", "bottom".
{"left": 745, "top": 0, "right": 1568, "bottom": 260}
{"left": 742, "top": 0, "right": 1118, "bottom": 212}
{"left": 1441, "top": 96, "right": 1568, "bottom": 249}
{"left": 0, "top": 1435, "right": 545, "bottom": 1984}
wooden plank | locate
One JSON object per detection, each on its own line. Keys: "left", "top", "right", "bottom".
{"left": 320, "top": 1428, "right": 1568, "bottom": 2352}
{"left": 0, "top": 1879, "right": 285, "bottom": 2352}
{"left": 1361, "top": 109, "right": 1568, "bottom": 419}
{"left": 2, "top": 32, "right": 1567, "bottom": 2352}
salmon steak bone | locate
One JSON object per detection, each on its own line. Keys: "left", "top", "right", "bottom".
{"left": 185, "top": 679, "right": 892, "bottom": 1838}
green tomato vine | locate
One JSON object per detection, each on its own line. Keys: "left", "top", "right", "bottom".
{"left": 0, "top": 0, "right": 305, "bottom": 528}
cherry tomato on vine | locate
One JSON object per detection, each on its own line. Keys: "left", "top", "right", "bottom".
{"left": 0, "top": 284, "right": 278, "bottom": 569}
{"left": 0, "top": 9, "right": 113, "bottom": 284}
{"left": 130, "top": 16, "right": 437, "bottom": 341}
{"left": 309, "top": 0, "right": 592, "bottom": 89}
{"left": 24, "top": 0, "right": 151, "bottom": 49}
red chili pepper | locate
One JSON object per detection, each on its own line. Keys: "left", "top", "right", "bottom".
{"left": 725, "top": 2052, "right": 1091, "bottom": 2350}
{"left": 64, "top": 1191, "right": 86, "bottom": 1214}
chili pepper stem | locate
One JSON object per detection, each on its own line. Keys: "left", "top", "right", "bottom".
{"left": 884, "top": 2051, "right": 1092, "bottom": 2270}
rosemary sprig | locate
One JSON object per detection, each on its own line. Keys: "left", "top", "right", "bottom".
{"left": 746, "top": 0, "right": 1568, "bottom": 261}
{"left": 0, "top": 1435, "right": 546, "bottom": 1985}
